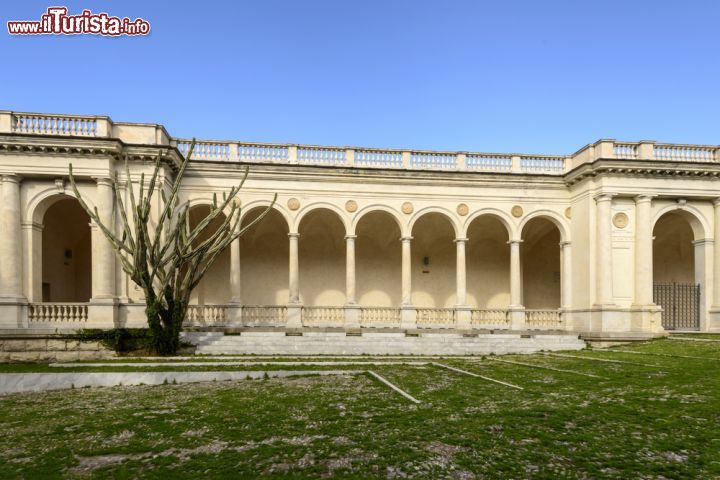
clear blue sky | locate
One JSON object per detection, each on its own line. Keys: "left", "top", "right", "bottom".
{"left": 2, "top": 1, "right": 718, "bottom": 154}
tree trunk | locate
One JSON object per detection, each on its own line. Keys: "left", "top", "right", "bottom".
{"left": 145, "top": 298, "right": 187, "bottom": 355}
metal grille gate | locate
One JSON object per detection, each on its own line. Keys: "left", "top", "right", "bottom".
{"left": 653, "top": 283, "right": 700, "bottom": 330}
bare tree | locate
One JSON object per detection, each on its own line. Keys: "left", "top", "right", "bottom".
{"left": 69, "top": 140, "right": 276, "bottom": 354}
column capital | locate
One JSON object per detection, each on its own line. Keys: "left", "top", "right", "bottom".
{"left": 713, "top": 198, "right": 720, "bottom": 208}
{"left": 0, "top": 174, "right": 21, "bottom": 184}
{"left": 559, "top": 240, "right": 571, "bottom": 247}
{"left": 344, "top": 235, "right": 357, "bottom": 240}
{"left": 593, "top": 192, "right": 616, "bottom": 203}
{"left": 454, "top": 237, "right": 468, "bottom": 243}
{"left": 92, "top": 176, "right": 114, "bottom": 187}
{"left": 288, "top": 232, "right": 300, "bottom": 239}
{"left": 507, "top": 239, "right": 523, "bottom": 245}
{"left": 21, "top": 221, "right": 43, "bottom": 232}
{"left": 400, "top": 236, "right": 413, "bottom": 242}
{"left": 634, "top": 194, "right": 655, "bottom": 203}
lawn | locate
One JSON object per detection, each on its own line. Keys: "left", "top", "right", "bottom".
{"left": 1, "top": 339, "right": 720, "bottom": 478}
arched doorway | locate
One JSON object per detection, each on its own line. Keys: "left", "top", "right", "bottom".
{"left": 653, "top": 211, "right": 701, "bottom": 330}
{"left": 356, "top": 211, "right": 401, "bottom": 307}
{"left": 520, "top": 217, "right": 561, "bottom": 309}
{"left": 410, "top": 213, "right": 456, "bottom": 308}
{"left": 187, "top": 204, "right": 230, "bottom": 305}
{"left": 466, "top": 214, "right": 511, "bottom": 309}
{"left": 297, "top": 209, "right": 345, "bottom": 306}
{"left": 240, "top": 207, "right": 289, "bottom": 305}
{"left": 41, "top": 197, "right": 91, "bottom": 302}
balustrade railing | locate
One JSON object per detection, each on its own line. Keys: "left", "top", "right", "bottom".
{"left": 416, "top": 308, "right": 456, "bottom": 328}
{"left": 354, "top": 149, "right": 404, "bottom": 169}
{"left": 184, "top": 304, "right": 229, "bottom": 326}
{"left": 297, "top": 147, "right": 347, "bottom": 166}
{"left": 177, "top": 141, "right": 230, "bottom": 161}
{"left": 359, "top": 307, "right": 402, "bottom": 328}
{"left": 411, "top": 152, "right": 457, "bottom": 170}
{"left": 238, "top": 143, "right": 289, "bottom": 162}
{"left": 525, "top": 309, "right": 563, "bottom": 328}
{"left": 301, "top": 306, "right": 345, "bottom": 326}
{"left": 28, "top": 303, "right": 89, "bottom": 323}
{"left": 242, "top": 305, "right": 287, "bottom": 327}
{"left": 12, "top": 113, "right": 100, "bottom": 136}
{"left": 520, "top": 156, "right": 566, "bottom": 174}
{"left": 613, "top": 143, "right": 638, "bottom": 159}
{"left": 470, "top": 309, "right": 509, "bottom": 326}
{"left": 466, "top": 154, "right": 512, "bottom": 172}
{"left": 653, "top": 144, "right": 717, "bottom": 163}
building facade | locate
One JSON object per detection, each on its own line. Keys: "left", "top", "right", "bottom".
{"left": 1, "top": 110, "right": 719, "bottom": 341}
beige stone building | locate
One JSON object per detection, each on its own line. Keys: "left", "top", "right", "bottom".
{"left": 0, "top": 110, "right": 718, "bottom": 351}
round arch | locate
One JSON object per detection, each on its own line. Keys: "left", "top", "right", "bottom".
{"left": 517, "top": 210, "right": 570, "bottom": 242}
{"left": 27, "top": 187, "right": 96, "bottom": 225}
{"left": 652, "top": 204, "right": 709, "bottom": 241}
{"left": 350, "top": 204, "right": 404, "bottom": 236}
{"left": 520, "top": 215, "right": 563, "bottom": 309}
{"left": 240, "top": 200, "right": 293, "bottom": 232}
{"left": 462, "top": 209, "right": 514, "bottom": 239}
{"left": 408, "top": 207, "right": 460, "bottom": 238}
{"left": 294, "top": 202, "right": 349, "bottom": 235}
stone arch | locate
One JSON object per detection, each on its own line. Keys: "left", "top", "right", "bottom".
{"left": 652, "top": 204, "right": 709, "bottom": 241}
{"left": 294, "top": 202, "right": 349, "bottom": 236}
{"left": 355, "top": 209, "right": 403, "bottom": 307}
{"left": 520, "top": 216, "right": 563, "bottom": 309}
{"left": 187, "top": 203, "right": 230, "bottom": 305}
{"left": 465, "top": 212, "right": 512, "bottom": 308}
{"left": 27, "top": 186, "right": 96, "bottom": 225}
{"left": 517, "top": 209, "right": 570, "bottom": 242}
{"left": 408, "top": 207, "right": 460, "bottom": 238}
{"left": 350, "top": 204, "right": 404, "bottom": 236}
{"left": 297, "top": 207, "right": 347, "bottom": 306}
{"left": 461, "top": 209, "right": 514, "bottom": 239}
{"left": 239, "top": 200, "right": 293, "bottom": 232}
{"left": 410, "top": 211, "right": 458, "bottom": 307}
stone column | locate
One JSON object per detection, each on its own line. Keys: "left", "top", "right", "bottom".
{"left": 713, "top": 199, "right": 720, "bottom": 309}
{"left": 508, "top": 239, "right": 525, "bottom": 328}
{"left": 344, "top": 235, "right": 360, "bottom": 329}
{"left": 594, "top": 193, "right": 615, "bottom": 306}
{"left": 634, "top": 195, "right": 654, "bottom": 306}
{"left": 227, "top": 236, "right": 243, "bottom": 325}
{"left": 454, "top": 237, "right": 471, "bottom": 329}
{"left": 91, "top": 178, "right": 116, "bottom": 300}
{"left": 88, "top": 177, "right": 118, "bottom": 328}
{"left": 400, "top": 236, "right": 416, "bottom": 329}
{"left": 560, "top": 241, "right": 572, "bottom": 309}
{"left": 0, "top": 175, "right": 24, "bottom": 302}
{"left": 286, "top": 232, "right": 302, "bottom": 329}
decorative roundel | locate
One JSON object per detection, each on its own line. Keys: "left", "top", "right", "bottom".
{"left": 565, "top": 207, "right": 572, "bottom": 219}
{"left": 287, "top": 198, "right": 300, "bottom": 211}
{"left": 511, "top": 205, "right": 523, "bottom": 218}
{"left": 456, "top": 203, "right": 469, "bottom": 216}
{"left": 345, "top": 200, "right": 358, "bottom": 213}
{"left": 401, "top": 202, "right": 414, "bottom": 214}
{"left": 613, "top": 212, "right": 629, "bottom": 229}
{"left": 232, "top": 197, "right": 241, "bottom": 207}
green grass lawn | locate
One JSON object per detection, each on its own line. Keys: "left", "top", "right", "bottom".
{"left": 1, "top": 339, "right": 720, "bottom": 479}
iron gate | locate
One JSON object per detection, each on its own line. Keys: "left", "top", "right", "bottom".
{"left": 653, "top": 283, "right": 700, "bottom": 330}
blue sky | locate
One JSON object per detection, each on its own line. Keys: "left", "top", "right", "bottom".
{"left": 2, "top": 1, "right": 718, "bottom": 154}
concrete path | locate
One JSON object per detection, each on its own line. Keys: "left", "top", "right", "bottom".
{"left": 0, "top": 370, "right": 361, "bottom": 395}
{"left": 49, "top": 361, "right": 430, "bottom": 368}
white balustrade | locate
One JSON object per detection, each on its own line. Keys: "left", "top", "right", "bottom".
{"left": 28, "top": 303, "right": 89, "bottom": 323}
{"left": 238, "top": 144, "right": 289, "bottom": 162}
{"left": 415, "top": 308, "right": 456, "bottom": 328}
{"left": 520, "top": 156, "right": 566, "bottom": 174}
{"left": 525, "top": 309, "right": 563, "bottom": 328}
{"left": 470, "top": 309, "right": 509, "bottom": 326}
{"left": 653, "top": 144, "right": 717, "bottom": 163}
{"left": 354, "top": 150, "right": 403, "bottom": 169}
{"left": 297, "top": 147, "right": 347, "bottom": 165}
{"left": 359, "top": 307, "right": 402, "bottom": 328}
{"left": 301, "top": 306, "right": 345, "bottom": 326}
{"left": 613, "top": 143, "right": 638, "bottom": 159}
{"left": 177, "top": 141, "right": 230, "bottom": 161}
{"left": 12, "top": 113, "right": 98, "bottom": 136}
{"left": 241, "top": 305, "right": 287, "bottom": 327}
{"left": 411, "top": 152, "right": 457, "bottom": 170}
{"left": 184, "top": 304, "right": 229, "bottom": 326}
{"left": 466, "top": 155, "right": 512, "bottom": 172}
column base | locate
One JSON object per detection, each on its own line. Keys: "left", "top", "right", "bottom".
{"left": 88, "top": 298, "right": 118, "bottom": 329}
{"left": 707, "top": 308, "right": 720, "bottom": 332}
{"left": 286, "top": 303, "right": 302, "bottom": 330}
{"left": 400, "top": 306, "right": 416, "bottom": 330}
{"left": 629, "top": 304, "right": 663, "bottom": 333}
{"left": 0, "top": 301, "right": 26, "bottom": 329}
{"left": 455, "top": 306, "right": 472, "bottom": 330}
{"left": 508, "top": 306, "right": 525, "bottom": 329}
{"left": 344, "top": 304, "right": 361, "bottom": 330}
{"left": 227, "top": 303, "right": 243, "bottom": 327}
